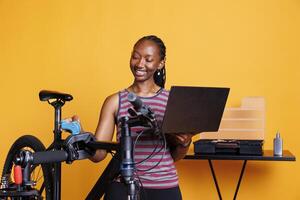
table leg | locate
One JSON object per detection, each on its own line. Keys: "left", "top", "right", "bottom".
{"left": 233, "top": 160, "right": 247, "bottom": 200}
{"left": 208, "top": 160, "right": 222, "bottom": 200}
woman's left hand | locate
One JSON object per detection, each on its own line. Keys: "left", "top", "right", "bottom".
{"left": 167, "top": 133, "right": 193, "bottom": 162}
{"left": 167, "top": 133, "right": 193, "bottom": 147}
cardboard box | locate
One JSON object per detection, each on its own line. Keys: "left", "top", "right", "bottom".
{"left": 200, "top": 97, "right": 265, "bottom": 140}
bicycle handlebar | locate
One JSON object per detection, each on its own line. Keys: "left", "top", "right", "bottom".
{"left": 86, "top": 141, "right": 119, "bottom": 152}
{"left": 29, "top": 136, "right": 119, "bottom": 165}
{"left": 32, "top": 150, "right": 68, "bottom": 164}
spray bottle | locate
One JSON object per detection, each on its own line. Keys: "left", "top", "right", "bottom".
{"left": 273, "top": 131, "right": 283, "bottom": 156}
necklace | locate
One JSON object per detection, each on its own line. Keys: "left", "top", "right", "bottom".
{"left": 128, "top": 84, "right": 160, "bottom": 96}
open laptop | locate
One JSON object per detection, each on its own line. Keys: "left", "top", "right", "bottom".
{"left": 161, "top": 86, "right": 230, "bottom": 135}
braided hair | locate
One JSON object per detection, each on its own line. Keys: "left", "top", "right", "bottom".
{"left": 135, "top": 35, "right": 166, "bottom": 88}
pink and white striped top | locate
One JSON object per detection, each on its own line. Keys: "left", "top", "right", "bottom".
{"left": 116, "top": 89, "right": 179, "bottom": 189}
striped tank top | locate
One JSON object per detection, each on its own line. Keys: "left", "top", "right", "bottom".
{"left": 116, "top": 88, "right": 179, "bottom": 189}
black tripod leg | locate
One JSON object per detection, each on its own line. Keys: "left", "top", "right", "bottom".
{"left": 208, "top": 160, "right": 222, "bottom": 200}
{"left": 85, "top": 152, "right": 121, "bottom": 200}
{"left": 233, "top": 160, "right": 247, "bottom": 200}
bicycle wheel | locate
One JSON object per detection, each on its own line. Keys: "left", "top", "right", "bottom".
{"left": 1, "top": 135, "right": 53, "bottom": 200}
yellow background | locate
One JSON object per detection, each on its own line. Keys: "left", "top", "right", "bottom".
{"left": 0, "top": 0, "right": 299, "bottom": 199}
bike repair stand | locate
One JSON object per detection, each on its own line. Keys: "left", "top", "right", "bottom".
{"left": 120, "top": 116, "right": 138, "bottom": 200}
{"left": 86, "top": 115, "right": 153, "bottom": 200}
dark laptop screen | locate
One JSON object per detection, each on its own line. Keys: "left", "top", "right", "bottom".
{"left": 161, "top": 86, "right": 230, "bottom": 135}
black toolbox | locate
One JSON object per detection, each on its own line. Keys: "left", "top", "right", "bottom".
{"left": 194, "top": 139, "right": 264, "bottom": 155}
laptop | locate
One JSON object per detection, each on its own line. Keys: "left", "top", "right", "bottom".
{"left": 161, "top": 86, "right": 230, "bottom": 135}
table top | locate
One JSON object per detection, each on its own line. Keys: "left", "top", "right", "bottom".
{"left": 184, "top": 150, "right": 296, "bottom": 161}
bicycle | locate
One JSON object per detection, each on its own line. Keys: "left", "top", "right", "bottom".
{"left": 0, "top": 90, "right": 102, "bottom": 200}
{"left": 0, "top": 90, "right": 161, "bottom": 200}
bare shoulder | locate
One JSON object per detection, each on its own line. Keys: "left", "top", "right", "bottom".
{"left": 101, "top": 92, "right": 119, "bottom": 114}
{"left": 104, "top": 92, "right": 118, "bottom": 104}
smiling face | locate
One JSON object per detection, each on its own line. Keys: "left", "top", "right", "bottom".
{"left": 130, "top": 39, "right": 164, "bottom": 83}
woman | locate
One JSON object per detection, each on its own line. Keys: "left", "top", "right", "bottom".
{"left": 90, "top": 35, "right": 192, "bottom": 200}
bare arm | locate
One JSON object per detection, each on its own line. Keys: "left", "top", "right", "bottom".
{"left": 90, "top": 93, "right": 119, "bottom": 163}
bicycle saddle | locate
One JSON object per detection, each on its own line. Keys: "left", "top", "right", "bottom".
{"left": 39, "top": 90, "right": 73, "bottom": 102}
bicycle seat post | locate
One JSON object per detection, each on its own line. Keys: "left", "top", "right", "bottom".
{"left": 51, "top": 100, "right": 64, "bottom": 145}
{"left": 50, "top": 99, "right": 65, "bottom": 200}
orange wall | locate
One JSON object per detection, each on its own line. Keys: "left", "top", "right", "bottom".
{"left": 0, "top": 0, "right": 299, "bottom": 199}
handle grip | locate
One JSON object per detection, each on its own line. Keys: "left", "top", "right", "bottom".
{"left": 32, "top": 150, "right": 68, "bottom": 164}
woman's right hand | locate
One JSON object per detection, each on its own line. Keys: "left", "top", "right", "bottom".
{"left": 63, "top": 115, "right": 84, "bottom": 133}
